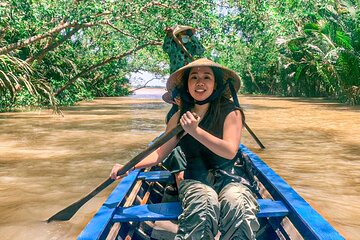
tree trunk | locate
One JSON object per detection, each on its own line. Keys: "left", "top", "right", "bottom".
{"left": 128, "top": 78, "right": 157, "bottom": 94}
{"left": 26, "top": 26, "right": 81, "bottom": 64}
{"left": 0, "top": 21, "right": 74, "bottom": 55}
{"left": 0, "top": 19, "right": 115, "bottom": 55}
{"left": 247, "top": 66, "right": 261, "bottom": 92}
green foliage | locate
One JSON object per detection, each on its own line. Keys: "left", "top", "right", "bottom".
{"left": 0, "top": 54, "right": 33, "bottom": 98}
{"left": 276, "top": 0, "right": 360, "bottom": 102}
{"left": 0, "top": 0, "right": 222, "bottom": 110}
{"left": 0, "top": 54, "right": 56, "bottom": 111}
{"left": 0, "top": 0, "right": 359, "bottom": 112}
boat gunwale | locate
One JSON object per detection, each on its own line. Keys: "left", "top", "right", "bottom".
{"left": 77, "top": 169, "right": 142, "bottom": 240}
{"left": 78, "top": 145, "right": 345, "bottom": 240}
{"left": 240, "top": 144, "right": 344, "bottom": 240}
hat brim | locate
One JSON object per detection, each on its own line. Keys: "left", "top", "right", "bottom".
{"left": 166, "top": 58, "right": 241, "bottom": 98}
{"left": 162, "top": 91, "right": 175, "bottom": 104}
{"left": 173, "top": 25, "right": 195, "bottom": 36}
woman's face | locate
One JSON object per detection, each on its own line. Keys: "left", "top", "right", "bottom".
{"left": 188, "top": 66, "right": 215, "bottom": 102}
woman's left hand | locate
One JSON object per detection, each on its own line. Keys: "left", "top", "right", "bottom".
{"left": 110, "top": 163, "right": 129, "bottom": 180}
{"left": 180, "top": 111, "right": 200, "bottom": 135}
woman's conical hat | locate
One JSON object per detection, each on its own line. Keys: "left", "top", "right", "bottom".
{"left": 166, "top": 58, "right": 241, "bottom": 98}
{"left": 161, "top": 91, "right": 176, "bottom": 104}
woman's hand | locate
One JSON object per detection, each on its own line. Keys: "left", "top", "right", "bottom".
{"left": 110, "top": 163, "right": 129, "bottom": 180}
{"left": 180, "top": 111, "right": 200, "bottom": 135}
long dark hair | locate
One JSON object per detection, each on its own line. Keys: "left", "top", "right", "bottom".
{"left": 178, "top": 67, "right": 245, "bottom": 130}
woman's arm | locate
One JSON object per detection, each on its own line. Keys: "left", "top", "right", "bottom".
{"left": 110, "top": 111, "right": 180, "bottom": 180}
{"left": 180, "top": 110, "right": 243, "bottom": 159}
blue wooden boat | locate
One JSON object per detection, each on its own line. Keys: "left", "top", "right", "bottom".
{"left": 78, "top": 144, "right": 344, "bottom": 240}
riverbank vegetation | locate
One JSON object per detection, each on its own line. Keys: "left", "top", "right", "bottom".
{"left": 0, "top": 0, "right": 359, "bottom": 112}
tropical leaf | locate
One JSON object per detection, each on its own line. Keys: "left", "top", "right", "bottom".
{"left": 304, "top": 23, "right": 320, "bottom": 34}
{"left": 294, "top": 65, "right": 305, "bottom": 83}
{"left": 335, "top": 30, "right": 352, "bottom": 49}
{"left": 0, "top": 54, "right": 34, "bottom": 97}
{"left": 0, "top": 54, "right": 58, "bottom": 111}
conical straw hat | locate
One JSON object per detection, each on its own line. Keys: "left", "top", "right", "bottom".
{"left": 173, "top": 25, "right": 195, "bottom": 36}
{"left": 166, "top": 58, "right": 241, "bottom": 98}
{"left": 162, "top": 91, "right": 176, "bottom": 104}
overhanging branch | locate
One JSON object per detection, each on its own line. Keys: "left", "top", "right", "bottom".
{"left": 54, "top": 40, "right": 162, "bottom": 96}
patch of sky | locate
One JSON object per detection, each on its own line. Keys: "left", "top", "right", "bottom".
{"left": 128, "top": 71, "right": 168, "bottom": 88}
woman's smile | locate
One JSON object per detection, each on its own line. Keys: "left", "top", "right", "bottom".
{"left": 188, "top": 66, "right": 215, "bottom": 101}
{"left": 195, "top": 88, "right": 206, "bottom": 93}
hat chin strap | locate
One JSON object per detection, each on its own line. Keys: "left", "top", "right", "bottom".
{"left": 194, "top": 82, "right": 228, "bottom": 105}
{"left": 181, "top": 79, "right": 234, "bottom": 105}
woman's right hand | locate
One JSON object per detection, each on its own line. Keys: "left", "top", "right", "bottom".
{"left": 180, "top": 111, "right": 200, "bottom": 135}
{"left": 110, "top": 163, "right": 129, "bottom": 180}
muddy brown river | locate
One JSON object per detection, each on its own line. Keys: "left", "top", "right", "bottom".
{"left": 0, "top": 88, "right": 359, "bottom": 239}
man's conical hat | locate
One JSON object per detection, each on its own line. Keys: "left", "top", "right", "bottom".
{"left": 172, "top": 25, "right": 195, "bottom": 36}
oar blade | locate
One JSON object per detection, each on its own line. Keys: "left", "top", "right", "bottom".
{"left": 46, "top": 125, "right": 183, "bottom": 222}
{"left": 47, "top": 201, "right": 83, "bottom": 222}
{"left": 47, "top": 178, "right": 114, "bottom": 222}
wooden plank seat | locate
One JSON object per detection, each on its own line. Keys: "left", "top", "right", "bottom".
{"left": 112, "top": 199, "right": 289, "bottom": 223}
{"left": 113, "top": 170, "right": 289, "bottom": 223}
{"left": 137, "top": 171, "right": 173, "bottom": 182}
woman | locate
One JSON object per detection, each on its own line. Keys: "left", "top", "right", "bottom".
{"left": 110, "top": 58, "right": 259, "bottom": 239}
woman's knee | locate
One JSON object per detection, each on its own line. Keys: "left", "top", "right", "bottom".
{"left": 175, "top": 171, "right": 184, "bottom": 188}
{"left": 218, "top": 182, "right": 260, "bottom": 239}
{"left": 179, "top": 180, "right": 219, "bottom": 208}
{"left": 219, "top": 182, "right": 257, "bottom": 209}
{"left": 177, "top": 180, "right": 220, "bottom": 238}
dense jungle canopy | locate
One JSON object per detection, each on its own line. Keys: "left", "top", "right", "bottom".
{"left": 0, "top": 0, "right": 359, "bottom": 112}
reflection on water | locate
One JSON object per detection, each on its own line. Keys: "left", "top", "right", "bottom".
{"left": 0, "top": 89, "right": 359, "bottom": 239}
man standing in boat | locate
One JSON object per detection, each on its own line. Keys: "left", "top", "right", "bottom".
{"left": 162, "top": 25, "right": 205, "bottom": 123}
{"left": 111, "top": 58, "right": 260, "bottom": 239}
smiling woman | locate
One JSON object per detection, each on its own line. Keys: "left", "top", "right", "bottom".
{"left": 110, "top": 58, "right": 259, "bottom": 239}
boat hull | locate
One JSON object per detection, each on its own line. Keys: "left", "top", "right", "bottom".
{"left": 78, "top": 145, "right": 344, "bottom": 240}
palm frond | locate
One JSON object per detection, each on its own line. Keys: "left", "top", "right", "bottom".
{"left": 335, "top": 31, "right": 352, "bottom": 49}
{"left": 0, "top": 54, "right": 58, "bottom": 111}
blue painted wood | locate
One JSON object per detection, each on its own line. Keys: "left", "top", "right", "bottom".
{"left": 240, "top": 144, "right": 344, "bottom": 240}
{"left": 137, "top": 171, "right": 172, "bottom": 182}
{"left": 112, "top": 199, "right": 288, "bottom": 222}
{"left": 77, "top": 169, "right": 141, "bottom": 240}
{"left": 113, "top": 202, "right": 182, "bottom": 222}
{"left": 257, "top": 199, "right": 289, "bottom": 217}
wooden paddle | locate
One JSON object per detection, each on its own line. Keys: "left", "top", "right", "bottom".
{"left": 47, "top": 124, "right": 184, "bottom": 223}
{"left": 244, "top": 122, "right": 265, "bottom": 149}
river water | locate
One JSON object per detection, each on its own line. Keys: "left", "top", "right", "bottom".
{"left": 0, "top": 88, "right": 359, "bottom": 239}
